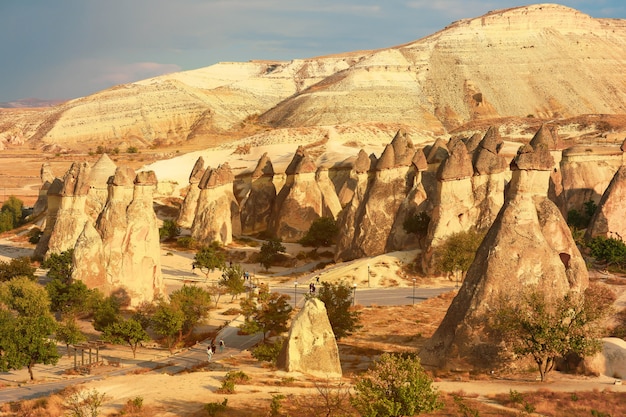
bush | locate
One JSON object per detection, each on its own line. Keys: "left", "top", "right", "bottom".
{"left": 217, "top": 379, "right": 236, "bottom": 394}
{"left": 205, "top": 398, "right": 228, "bottom": 416}
{"left": 27, "top": 228, "right": 42, "bottom": 244}
{"left": 126, "top": 146, "right": 139, "bottom": 154}
{"left": 224, "top": 370, "right": 249, "bottom": 384}
{"left": 251, "top": 338, "right": 285, "bottom": 364}
{"left": 159, "top": 219, "right": 180, "bottom": 241}
{"left": 588, "top": 236, "right": 626, "bottom": 269}
{"left": 351, "top": 353, "right": 442, "bottom": 417}
{"left": 176, "top": 236, "right": 197, "bottom": 249}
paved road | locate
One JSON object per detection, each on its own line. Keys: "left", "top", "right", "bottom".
{"left": 0, "top": 286, "right": 454, "bottom": 404}
{"left": 271, "top": 285, "right": 455, "bottom": 308}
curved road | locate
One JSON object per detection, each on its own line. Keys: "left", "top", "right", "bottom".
{"left": 0, "top": 286, "right": 454, "bottom": 404}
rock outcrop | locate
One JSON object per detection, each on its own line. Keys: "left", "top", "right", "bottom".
{"left": 177, "top": 156, "right": 205, "bottom": 229}
{"left": 269, "top": 146, "right": 324, "bottom": 242}
{"left": 420, "top": 142, "right": 588, "bottom": 369}
{"left": 191, "top": 163, "right": 241, "bottom": 245}
{"left": 585, "top": 166, "right": 626, "bottom": 240}
{"left": 31, "top": 163, "right": 55, "bottom": 219}
{"left": 559, "top": 145, "right": 622, "bottom": 215}
{"left": 41, "top": 162, "right": 92, "bottom": 258}
{"left": 240, "top": 153, "right": 276, "bottom": 235}
{"left": 277, "top": 298, "right": 342, "bottom": 378}
{"left": 335, "top": 130, "right": 417, "bottom": 260}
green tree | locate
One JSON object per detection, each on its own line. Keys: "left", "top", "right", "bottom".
{"left": 219, "top": 264, "right": 246, "bottom": 301}
{"left": 193, "top": 241, "right": 227, "bottom": 279}
{"left": 351, "top": 353, "right": 443, "bottom": 417}
{"left": 103, "top": 318, "right": 150, "bottom": 358}
{"left": 169, "top": 285, "right": 213, "bottom": 337}
{"left": 0, "top": 277, "right": 60, "bottom": 380}
{"left": 435, "top": 230, "right": 484, "bottom": 285}
{"left": 0, "top": 256, "right": 36, "bottom": 282}
{"left": 488, "top": 288, "right": 609, "bottom": 382}
{"left": 298, "top": 217, "right": 339, "bottom": 248}
{"left": 317, "top": 282, "right": 361, "bottom": 339}
{"left": 91, "top": 294, "right": 122, "bottom": 332}
{"left": 239, "top": 283, "right": 292, "bottom": 341}
{"left": 56, "top": 316, "right": 86, "bottom": 357}
{"left": 159, "top": 219, "right": 181, "bottom": 241}
{"left": 132, "top": 301, "right": 156, "bottom": 330}
{"left": 42, "top": 249, "right": 74, "bottom": 282}
{"left": 403, "top": 211, "right": 431, "bottom": 248}
{"left": 0, "top": 196, "right": 24, "bottom": 232}
{"left": 259, "top": 238, "right": 286, "bottom": 271}
{"left": 151, "top": 300, "right": 185, "bottom": 352}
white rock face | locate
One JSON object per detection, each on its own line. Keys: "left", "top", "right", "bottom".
{"left": 277, "top": 298, "right": 342, "bottom": 378}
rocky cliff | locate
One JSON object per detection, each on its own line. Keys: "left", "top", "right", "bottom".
{"left": 2, "top": 4, "right": 625, "bottom": 152}
{"left": 420, "top": 142, "right": 588, "bottom": 369}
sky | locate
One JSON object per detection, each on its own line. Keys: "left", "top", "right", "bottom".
{"left": 1, "top": 0, "right": 625, "bottom": 102}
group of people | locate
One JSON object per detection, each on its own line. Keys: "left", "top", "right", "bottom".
{"left": 206, "top": 339, "right": 225, "bottom": 362}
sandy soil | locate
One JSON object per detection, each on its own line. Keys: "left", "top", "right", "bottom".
{"left": 1, "top": 234, "right": 626, "bottom": 416}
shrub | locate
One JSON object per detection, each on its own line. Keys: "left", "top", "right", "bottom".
{"left": 588, "top": 236, "right": 626, "bottom": 269}
{"left": 205, "top": 398, "right": 228, "bottom": 416}
{"left": 27, "top": 228, "right": 42, "bottom": 244}
{"left": 298, "top": 217, "right": 339, "bottom": 248}
{"left": 126, "top": 146, "right": 139, "bottom": 154}
{"left": 252, "top": 338, "right": 285, "bottom": 364}
{"left": 351, "top": 353, "right": 443, "bottom": 417}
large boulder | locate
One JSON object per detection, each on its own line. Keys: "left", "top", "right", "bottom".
{"left": 277, "top": 298, "right": 342, "bottom": 378}
{"left": 420, "top": 143, "right": 588, "bottom": 369}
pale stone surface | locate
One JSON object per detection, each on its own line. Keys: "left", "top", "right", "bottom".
{"left": 585, "top": 166, "right": 626, "bottom": 240}
{"left": 585, "top": 338, "right": 626, "bottom": 379}
{"left": 270, "top": 147, "right": 324, "bottom": 242}
{"left": 177, "top": 157, "right": 205, "bottom": 229}
{"left": 191, "top": 164, "right": 240, "bottom": 245}
{"left": 420, "top": 145, "right": 588, "bottom": 369}
{"left": 559, "top": 146, "right": 622, "bottom": 215}
{"left": 240, "top": 154, "right": 276, "bottom": 235}
{"left": 277, "top": 298, "right": 342, "bottom": 378}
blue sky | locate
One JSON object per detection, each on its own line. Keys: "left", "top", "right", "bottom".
{"left": 1, "top": 1, "right": 624, "bottom": 102}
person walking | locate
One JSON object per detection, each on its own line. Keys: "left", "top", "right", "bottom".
{"left": 207, "top": 345, "right": 213, "bottom": 362}
{"left": 219, "top": 339, "right": 225, "bottom": 353}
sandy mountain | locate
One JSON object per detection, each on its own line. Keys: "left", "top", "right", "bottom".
{"left": 1, "top": 4, "right": 625, "bottom": 153}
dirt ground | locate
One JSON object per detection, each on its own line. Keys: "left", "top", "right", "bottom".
{"left": 1, "top": 233, "right": 626, "bottom": 416}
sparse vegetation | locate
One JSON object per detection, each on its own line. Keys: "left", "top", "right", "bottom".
{"left": 588, "top": 235, "right": 626, "bottom": 271}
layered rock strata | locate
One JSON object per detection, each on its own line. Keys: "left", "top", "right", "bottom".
{"left": 420, "top": 142, "right": 588, "bottom": 369}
